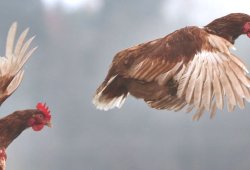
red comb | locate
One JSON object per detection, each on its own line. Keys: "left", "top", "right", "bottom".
{"left": 36, "top": 102, "right": 51, "bottom": 121}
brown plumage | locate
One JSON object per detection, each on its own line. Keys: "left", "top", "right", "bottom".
{"left": 0, "top": 109, "right": 51, "bottom": 149}
{"left": 0, "top": 23, "right": 51, "bottom": 170}
{"left": 93, "top": 13, "right": 250, "bottom": 120}
{"left": 0, "top": 103, "right": 51, "bottom": 170}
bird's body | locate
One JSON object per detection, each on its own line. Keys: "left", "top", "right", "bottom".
{"left": 0, "top": 23, "right": 51, "bottom": 170}
{"left": 93, "top": 13, "right": 250, "bottom": 120}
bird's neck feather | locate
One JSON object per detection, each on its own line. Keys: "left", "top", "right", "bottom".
{"left": 0, "top": 109, "right": 38, "bottom": 149}
{"left": 204, "top": 22, "right": 242, "bottom": 44}
{"left": 204, "top": 14, "right": 250, "bottom": 44}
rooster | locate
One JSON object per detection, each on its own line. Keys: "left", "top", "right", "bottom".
{"left": 0, "top": 23, "right": 51, "bottom": 170}
{"left": 93, "top": 13, "right": 250, "bottom": 120}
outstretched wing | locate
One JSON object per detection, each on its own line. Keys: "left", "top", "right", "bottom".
{"left": 112, "top": 26, "right": 250, "bottom": 120}
{"left": 0, "top": 22, "right": 37, "bottom": 105}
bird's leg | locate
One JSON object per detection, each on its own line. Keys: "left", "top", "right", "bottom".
{"left": 0, "top": 148, "right": 6, "bottom": 170}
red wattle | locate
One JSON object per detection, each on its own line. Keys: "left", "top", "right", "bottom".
{"left": 247, "top": 32, "right": 250, "bottom": 38}
{"left": 32, "top": 124, "right": 44, "bottom": 131}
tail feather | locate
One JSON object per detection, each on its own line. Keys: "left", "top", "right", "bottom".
{"left": 0, "top": 22, "right": 36, "bottom": 105}
{"left": 93, "top": 75, "right": 128, "bottom": 110}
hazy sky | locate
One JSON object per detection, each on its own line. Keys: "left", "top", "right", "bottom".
{"left": 0, "top": 1, "right": 250, "bottom": 170}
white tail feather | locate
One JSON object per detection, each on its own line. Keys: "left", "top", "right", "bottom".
{"left": 93, "top": 93, "right": 126, "bottom": 111}
{"left": 93, "top": 75, "right": 127, "bottom": 110}
{"left": 0, "top": 22, "right": 36, "bottom": 104}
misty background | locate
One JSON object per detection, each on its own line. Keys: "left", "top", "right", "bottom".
{"left": 0, "top": 0, "right": 250, "bottom": 170}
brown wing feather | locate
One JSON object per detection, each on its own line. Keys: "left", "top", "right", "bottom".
{"left": 113, "top": 27, "right": 205, "bottom": 81}
{"left": 93, "top": 26, "right": 206, "bottom": 110}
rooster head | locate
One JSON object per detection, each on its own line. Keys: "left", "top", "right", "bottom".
{"left": 27, "top": 102, "right": 52, "bottom": 131}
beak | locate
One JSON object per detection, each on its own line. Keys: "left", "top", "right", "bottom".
{"left": 46, "top": 121, "right": 52, "bottom": 128}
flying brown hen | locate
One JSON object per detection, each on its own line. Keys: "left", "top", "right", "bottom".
{"left": 93, "top": 13, "right": 250, "bottom": 120}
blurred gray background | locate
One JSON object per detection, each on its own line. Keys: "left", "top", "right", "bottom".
{"left": 0, "top": 0, "right": 250, "bottom": 170}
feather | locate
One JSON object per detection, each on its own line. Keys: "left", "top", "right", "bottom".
{"left": 185, "top": 55, "right": 203, "bottom": 103}
{"left": 174, "top": 65, "right": 186, "bottom": 81}
{"left": 132, "top": 59, "right": 149, "bottom": 79}
{"left": 130, "top": 60, "right": 144, "bottom": 77}
{"left": 18, "top": 36, "right": 35, "bottom": 62}
{"left": 215, "top": 52, "right": 228, "bottom": 62}
{"left": 148, "top": 96, "right": 171, "bottom": 109}
{"left": 14, "top": 28, "right": 29, "bottom": 55}
{"left": 14, "top": 46, "right": 37, "bottom": 75}
{"left": 193, "top": 62, "right": 205, "bottom": 108}
{"left": 228, "top": 61, "right": 250, "bottom": 87}
{"left": 6, "top": 70, "right": 24, "bottom": 96}
{"left": 6, "top": 22, "right": 17, "bottom": 58}
{"left": 218, "top": 66, "right": 236, "bottom": 112}
{"left": 138, "top": 60, "right": 156, "bottom": 79}
{"left": 177, "top": 55, "right": 197, "bottom": 98}
{"left": 157, "top": 97, "right": 173, "bottom": 109}
{"left": 192, "top": 106, "right": 205, "bottom": 121}
{"left": 227, "top": 102, "right": 235, "bottom": 112}
{"left": 241, "top": 85, "right": 250, "bottom": 102}
{"left": 212, "top": 70, "right": 223, "bottom": 110}
{"left": 201, "top": 67, "right": 212, "bottom": 111}
{"left": 92, "top": 75, "right": 128, "bottom": 111}
{"left": 209, "top": 102, "right": 217, "bottom": 119}
{"left": 206, "top": 54, "right": 215, "bottom": 80}
{"left": 224, "top": 62, "right": 245, "bottom": 99}
{"left": 165, "top": 97, "right": 182, "bottom": 110}
{"left": 93, "top": 94, "right": 127, "bottom": 111}
{"left": 234, "top": 91, "right": 245, "bottom": 109}
{"left": 147, "top": 58, "right": 164, "bottom": 81}
{"left": 157, "top": 61, "right": 182, "bottom": 85}
{"left": 207, "top": 34, "right": 231, "bottom": 54}
{"left": 173, "top": 101, "right": 187, "bottom": 112}
{"left": 230, "top": 54, "right": 249, "bottom": 73}
{"left": 186, "top": 105, "right": 194, "bottom": 113}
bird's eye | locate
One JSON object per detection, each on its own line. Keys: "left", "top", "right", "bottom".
{"left": 37, "top": 114, "right": 44, "bottom": 119}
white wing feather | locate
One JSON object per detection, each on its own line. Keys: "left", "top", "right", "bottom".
{"left": 176, "top": 34, "right": 250, "bottom": 120}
